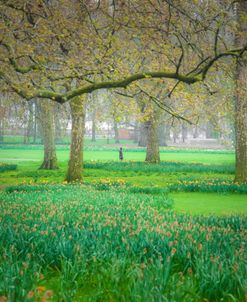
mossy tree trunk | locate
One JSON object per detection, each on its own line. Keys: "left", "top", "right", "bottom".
{"left": 145, "top": 118, "right": 160, "bottom": 163}
{"left": 234, "top": 1, "right": 247, "bottom": 183}
{"left": 234, "top": 65, "right": 247, "bottom": 183}
{"left": 138, "top": 122, "right": 148, "bottom": 147}
{"left": 38, "top": 100, "right": 58, "bottom": 170}
{"left": 66, "top": 97, "right": 85, "bottom": 183}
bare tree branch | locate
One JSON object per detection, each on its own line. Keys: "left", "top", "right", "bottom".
{"left": 136, "top": 85, "right": 193, "bottom": 124}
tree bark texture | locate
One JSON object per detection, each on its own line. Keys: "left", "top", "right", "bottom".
{"left": 138, "top": 122, "right": 148, "bottom": 147}
{"left": 25, "top": 101, "right": 34, "bottom": 144}
{"left": 145, "top": 118, "right": 160, "bottom": 163}
{"left": 235, "top": 59, "right": 247, "bottom": 183}
{"left": 0, "top": 99, "right": 5, "bottom": 143}
{"left": 66, "top": 97, "right": 85, "bottom": 183}
{"left": 234, "top": 1, "right": 247, "bottom": 183}
{"left": 37, "top": 100, "right": 58, "bottom": 169}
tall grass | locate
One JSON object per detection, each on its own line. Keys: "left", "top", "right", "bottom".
{"left": 0, "top": 185, "right": 246, "bottom": 301}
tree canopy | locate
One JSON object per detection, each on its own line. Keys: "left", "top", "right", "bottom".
{"left": 0, "top": 0, "right": 246, "bottom": 103}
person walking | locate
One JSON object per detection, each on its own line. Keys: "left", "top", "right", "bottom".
{"left": 119, "top": 147, "right": 123, "bottom": 161}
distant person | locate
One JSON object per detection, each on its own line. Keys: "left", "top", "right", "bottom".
{"left": 119, "top": 147, "right": 123, "bottom": 161}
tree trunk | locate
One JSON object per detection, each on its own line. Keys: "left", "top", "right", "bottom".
{"left": 55, "top": 107, "right": 63, "bottom": 143}
{"left": 173, "top": 130, "right": 178, "bottom": 143}
{"left": 205, "top": 122, "right": 213, "bottom": 139}
{"left": 25, "top": 102, "right": 34, "bottom": 144}
{"left": 181, "top": 123, "right": 188, "bottom": 143}
{"left": 33, "top": 102, "right": 38, "bottom": 143}
{"left": 35, "top": 101, "right": 44, "bottom": 144}
{"left": 66, "top": 97, "right": 85, "bottom": 183}
{"left": 234, "top": 59, "right": 247, "bottom": 183}
{"left": 234, "top": 72, "right": 247, "bottom": 183}
{"left": 145, "top": 119, "right": 160, "bottom": 163}
{"left": 193, "top": 126, "right": 199, "bottom": 138}
{"left": 133, "top": 121, "right": 139, "bottom": 143}
{"left": 107, "top": 122, "right": 110, "bottom": 144}
{"left": 234, "top": 1, "right": 247, "bottom": 183}
{"left": 38, "top": 101, "right": 58, "bottom": 169}
{"left": 138, "top": 122, "right": 148, "bottom": 146}
{"left": 0, "top": 99, "right": 4, "bottom": 143}
{"left": 91, "top": 109, "right": 96, "bottom": 142}
{"left": 0, "top": 119, "right": 4, "bottom": 143}
{"left": 113, "top": 120, "right": 120, "bottom": 143}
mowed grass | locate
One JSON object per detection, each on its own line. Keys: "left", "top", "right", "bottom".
{"left": 0, "top": 147, "right": 234, "bottom": 164}
{"left": 0, "top": 146, "right": 246, "bottom": 216}
{"left": 0, "top": 185, "right": 246, "bottom": 302}
{"left": 171, "top": 192, "right": 247, "bottom": 215}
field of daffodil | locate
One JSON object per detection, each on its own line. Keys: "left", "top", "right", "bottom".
{"left": 0, "top": 185, "right": 246, "bottom": 302}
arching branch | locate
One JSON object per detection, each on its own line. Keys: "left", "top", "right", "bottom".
{"left": 1, "top": 45, "right": 246, "bottom": 104}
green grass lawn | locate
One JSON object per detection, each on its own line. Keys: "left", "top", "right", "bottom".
{"left": 171, "top": 192, "right": 247, "bottom": 215}
{"left": 0, "top": 147, "right": 234, "bottom": 164}
{"left": 0, "top": 146, "right": 246, "bottom": 216}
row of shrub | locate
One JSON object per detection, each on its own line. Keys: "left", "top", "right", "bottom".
{"left": 169, "top": 179, "right": 247, "bottom": 194}
{"left": 92, "top": 175, "right": 247, "bottom": 193}
{"left": 84, "top": 161, "right": 234, "bottom": 174}
{"left": 0, "top": 163, "right": 17, "bottom": 172}
{"left": 89, "top": 177, "right": 247, "bottom": 194}
{"left": 5, "top": 175, "right": 246, "bottom": 195}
